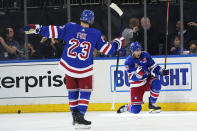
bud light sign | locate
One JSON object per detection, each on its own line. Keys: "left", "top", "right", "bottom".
{"left": 110, "top": 62, "right": 192, "bottom": 92}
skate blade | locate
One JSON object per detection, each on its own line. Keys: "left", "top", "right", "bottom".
{"left": 149, "top": 109, "right": 161, "bottom": 113}
{"left": 74, "top": 124, "right": 91, "bottom": 130}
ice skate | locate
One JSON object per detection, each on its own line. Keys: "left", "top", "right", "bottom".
{"left": 72, "top": 110, "right": 79, "bottom": 126}
{"left": 149, "top": 98, "right": 161, "bottom": 113}
{"left": 117, "top": 105, "right": 127, "bottom": 113}
{"left": 73, "top": 111, "right": 91, "bottom": 129}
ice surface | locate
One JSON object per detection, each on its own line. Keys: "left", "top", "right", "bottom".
{"left": 0, "top": 111, "right": 197, "bottom": 131}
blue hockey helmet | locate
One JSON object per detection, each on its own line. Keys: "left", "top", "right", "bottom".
{"left": 130, "top": 41, "right": 142, "bottom": 52}
{"left": 80, "top": 9, "right": 95, "bottom": 24}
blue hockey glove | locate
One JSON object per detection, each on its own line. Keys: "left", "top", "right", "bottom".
{"left": 160, "top": 69, "right": 169, "bottom": 76}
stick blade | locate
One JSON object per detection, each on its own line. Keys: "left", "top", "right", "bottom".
{"left": 24, "top": 29, "right": 36, "bottom": 34}
{"left": 110, "top": 3, "right": 123, "bottom": 17}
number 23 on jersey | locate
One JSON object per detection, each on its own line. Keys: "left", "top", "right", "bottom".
{"left": 67, "top": 38, "right": 91, "bottom": 61}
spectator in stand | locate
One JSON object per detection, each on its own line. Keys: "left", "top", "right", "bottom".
{"left": 135, "top": 17, "right": 164, "bottom": 55}
{"left": 168, "top": 20, "right": 192, "bottom": 50}
{"left": 169, "top": 35, "right": 188, "bottom": 55}
{"left": 189, "top": 40, "right": 197, "bottom": 54}
{"left": 50, "top": 38, "right": 65, "bottom": 58}
{"left": 0, "top": 27, "right": 23, "bottom": 60}
{"left": 188, "top": 21, "right": 197, "bottom": 27}
{"left": 26, "top": 43, "right": 41, "bottom": 59}
{"left": 39, "top": 36, "right": 64, "bottom": 59}
{"left": 122, "top": 17, "right": 140, "bottom": 56}
{"left": 187, "top": 21, "right": 197, "bottom": 41}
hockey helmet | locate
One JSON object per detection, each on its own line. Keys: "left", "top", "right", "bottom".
{"left": 130, "top": 41, "right": 142, "bottom": 52}
{"left": 80, "top": 9, "right": 95, "bottom": 24}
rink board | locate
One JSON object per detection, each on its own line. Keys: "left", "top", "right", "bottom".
{"left": 0, "top": 55, "right": 196, "bottom": 113}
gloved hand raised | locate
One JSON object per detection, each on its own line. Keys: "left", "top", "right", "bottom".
{"left": 24, "top": 24, "right": 41, "bottom": 34}
{"left": 113, "top": 37, "right": 125, "bottom": 50}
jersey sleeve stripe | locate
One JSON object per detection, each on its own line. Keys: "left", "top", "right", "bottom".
{"left": 99, "top": 43, "right": 108, "bottom": 52}
{"left": 102, "top": 43, "right": 112, "bottom": 55}
{"left": 54, "top": 26, "right": 58, "bottom": 38}
{"left": 128, "top": 72, "right": 134, "bottom": 79}
{"left": 149, "top": 64, "right": 158, "bottom": 71}
{"left": 49, "top": 25, "right": 52, "bottom": 38}
{"left": 99, "top": 42, "right": 112, "bottom": 55}
{"left": 51, "top": 25, "right": 55, "bottom": 38}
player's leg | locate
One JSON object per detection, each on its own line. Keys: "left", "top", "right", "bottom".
{"left": 65, "top": 75, "right": 79, "bottom": 125}
{"left": 117, "top": 87, "right": 144, "bottom": 114}
{"left": 74, "top": 75, "right": 92, "bottom": 127}
{"left": 149, "top": 78, "right": 161, "bottom": 113}
{"left": 117, "top": 104, "right": 142, "bottom": 114}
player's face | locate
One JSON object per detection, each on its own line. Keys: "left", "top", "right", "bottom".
{"left": 133, "top": 50, "right": 142, "bottom": 58}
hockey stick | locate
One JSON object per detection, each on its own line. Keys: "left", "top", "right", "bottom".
{"left": 109, "top": 2, "right": 123, "bottom": 110}
{"left": 164, "top": 0, "right": 170, "bottom": 69}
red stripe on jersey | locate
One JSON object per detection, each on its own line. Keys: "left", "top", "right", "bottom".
{"left": 128, "top": 73, "right": 132, "bottom": 78}
{"left": 138, "top": 71, "right": 144, "bottom": 76}
{"left": 78, "top": 100, "right": 89, "bottom": 105}
{"left": 150, "top": 91, "right": 159, "bottom": 98}
{"left": 130, "top": 81, "right": 144, "bottom": 84}
{"left": 102, "top": 43, "right": 110, "bottom": 54}
{"left": 69, "top": 101, "right": 78, "bottom": 106}
{"left": 51, "top": 25, "right": 55, "bottom": 38}
{"left": 60, "top": 61, "right": 93, "bottom": 74}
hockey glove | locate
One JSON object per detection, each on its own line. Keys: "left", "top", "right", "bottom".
{"left": 113, "top": 37, "right": 125, "bottom": 51}
{"left": 24, "top": 24, "right": 41, "bottom": 34}
{"left": 160, "top": 69, "right": 169, "bottom": 76}
{"left": 136, "top": 66, "right": 145, "bottom": 79}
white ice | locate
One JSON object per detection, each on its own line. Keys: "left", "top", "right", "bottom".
{"left": 0, "top": 111, "right": 197, "bottom": 131}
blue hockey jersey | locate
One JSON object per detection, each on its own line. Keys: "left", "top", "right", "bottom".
{"left": 38, "top": 22, "right": 118, "bottom": 78}
{"left": 125, "top": 51, "right": 162, "bottom": 88}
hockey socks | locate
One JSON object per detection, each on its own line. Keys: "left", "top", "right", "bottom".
{"left": 68, "top": 90, "right": 79, "bottom": 114}
{"left": 150, "top": 88, "right": 160, "bottom": 103}
{"left": 68, "top": 90, "right": 91, "bottom": 114}
{"left": 150, "top": 79, "right": 161, "bottom": 103}
{"left": 77, "top": 91, "right": 91, "bottom": 115}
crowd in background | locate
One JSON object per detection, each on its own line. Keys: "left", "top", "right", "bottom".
{"left": 95, "top": 17, "right": 197, "bottom": 57}
{"left": 0, "top": 27, "right": 65, "bottom": 60}
{"left": 1, "top": 17, "right": 197, "bottom": 61}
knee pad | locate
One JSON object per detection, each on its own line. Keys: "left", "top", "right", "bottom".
{"left": 151, "top": 79, "right": 161, "bottom": 91}
{"left": 129, "top": 105, "right": 142, "bottom": 114}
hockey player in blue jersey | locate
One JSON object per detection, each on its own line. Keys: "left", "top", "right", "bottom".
{"left": 117, "top": 41, "right": 169, "bottom": 114}
{"left": 24, "top": 9, "right": 125, "bottom": 128}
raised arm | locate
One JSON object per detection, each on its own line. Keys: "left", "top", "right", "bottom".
{"left": 95, "top": 35, "right": 125, "bottom": 55}
{"left": 24, "top": 23, "right": 68, "bottom": 39}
